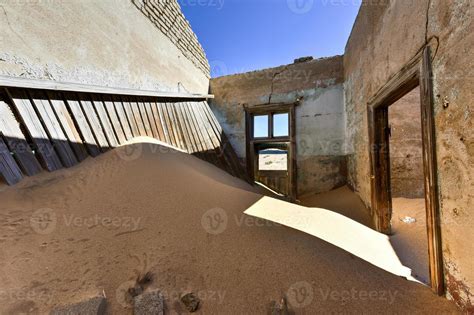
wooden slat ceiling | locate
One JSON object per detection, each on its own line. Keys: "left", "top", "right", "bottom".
{"left": 0, "top": 87, "right": 246, "bottom": 186}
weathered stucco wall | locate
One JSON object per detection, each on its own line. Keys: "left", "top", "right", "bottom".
{"left": 0, "top": 0, "right": 209, "bottom": 94}
{"left": 344, "top": 0, "right": 473, "bottom": 311}
{"left": 210, "top": 56, "right": 347, "bottom": 196}
{"left": 389, "top": 87, "right": 424, "bottom": 198}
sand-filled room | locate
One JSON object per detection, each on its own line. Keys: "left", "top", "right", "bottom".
{"left": 0, "top": 0, "right": 472, "bottom": 314}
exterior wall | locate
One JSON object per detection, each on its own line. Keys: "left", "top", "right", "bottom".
{"left": 210, "top": 56, "right": 347, "bottom": 196}
{"left": 389, "top": 87, "right": 424, "bottom": 198}
{"left": 344, "top": 0, "right": 473, "bottom": 311}
{"left": 0, "top": 0, "right": 209, "bottom": 94}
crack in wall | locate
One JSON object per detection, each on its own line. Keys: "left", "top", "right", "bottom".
{"left": 268, "top": 65, "right": 289, "bottom": 104}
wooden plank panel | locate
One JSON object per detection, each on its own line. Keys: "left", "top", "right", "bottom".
{"left": 175, "top": 103, "right": 195, "bottom": 153}
{"left": 103, "top": 98, "right": 127, "bottom": 145}
{"left": 183, "top": 102, "right": 208, "bottom": 159}
{"left": 144, "top": 102, "right": 159, "bottom": 139}
{"left": 0, "top": 99, "right": 42, "bottom": 176}
{"left": 65, "top": 97, "right": 101, "bottom": 157}
{"left": 158, "top": 102, "right": 176, "bottom": 147}
{"left": 112, "top": 99, "right": 132, "bottom": 141}
{"left": 166, "top": 103, "right": 185, "bottom": 149}
{"left": 156, "top": 102, "right": 171, "bottom": 144}
{"left": 93, "top": 99, "right": 119, "bottom": 148}
{"left": 196, "top": 102, "right": 221, "bottom": 151}
{"left": 48, "top": 92, "right": 89, "bottom": 162}
{"left": 78, "top": 96, "right": 109, "bottom": 151}
{"left": 130, "top": 100, "right": 147, "bottom": 136}
{"left": 122, "top": 98, "right": 140, "bottom": 138}
{"left": 29, "top": 91, "right": 78, "bottom": 168}
{"left": 189, "top": 102, "right": 212, "bottom": 152}
{"left": 7, "top": 89, "right": 63, "bottom": 172}
{"left": 180, "top": 102, "right": 200, "bottom": 154}
{"left": 182, "top": 102, "right": 204, "bottom": 153}
{"left": 138, "top": 101, "right": 153, "bottom": 137}
{"left": 0, "top": 135, "right": 23, "bottom": 185}
{"left": 150, "top": 102, "right": 165, "bottom": 142}
{"left": 192, "top": 102, "right": 220, "bottom": 166}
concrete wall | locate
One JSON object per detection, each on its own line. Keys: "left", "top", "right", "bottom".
{"left": 389, "top": 87, "right": 424, "bottom": 198}
{"left": 0, "top": 0, "right": 209, "bottom": 94}
{"left": 344, "top": 0, "right": 473, "bottom": 311}
{"left": 209, "top": 56, "right": 347, "bottom": 196}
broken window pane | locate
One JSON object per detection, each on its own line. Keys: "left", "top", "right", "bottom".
{"left": 273, "top": 113, "right": 289, "bottom": 137}
{"left": 253, "top": 115, "right": 269, "bottom": 138}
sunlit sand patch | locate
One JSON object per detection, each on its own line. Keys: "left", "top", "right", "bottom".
{"left": 245, "top": 196, "right": 422, "bottom": 283}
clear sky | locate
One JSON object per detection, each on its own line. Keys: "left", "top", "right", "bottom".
{"left": 180, "top": 0, "right": 361, "bottom": 77}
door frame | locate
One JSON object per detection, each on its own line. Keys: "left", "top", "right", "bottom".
{"left": 367, "top": 47, "right": 444, "bottom": 295}
{"left": 244, "top": 103, "right": 297, "bottom": 200}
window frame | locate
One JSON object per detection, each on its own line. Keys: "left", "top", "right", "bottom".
{"left": 251, "top": 110, "right": 290, "bottom": 141}
{"left": 244, "top": 102, "right": 297, "bottom": 201}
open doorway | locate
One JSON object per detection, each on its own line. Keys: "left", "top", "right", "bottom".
{"left": 387, "top": 87, "right": 430, "bottom": 284}
{"left": 367, "top": 47, "right": 443, "bottom": 294}
{"left": 244, "top": 103, "right": 297, "bottom": 200}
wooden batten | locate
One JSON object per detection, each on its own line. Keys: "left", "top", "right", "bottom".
{"left": 7, "top": 89, "right": 63, "bottom": 172}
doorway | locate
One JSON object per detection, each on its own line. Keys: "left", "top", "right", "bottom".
{"left": 367, "top": 47, "right": 443, "bottom": 294}
{"left": 244, "top": 103, "right": 296, "bottom": 200}
{"left": 388, "top": 86, "right": 430, "bottom": 284}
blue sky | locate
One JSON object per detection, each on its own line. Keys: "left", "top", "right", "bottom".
{"left": 180, "top": 0, "right": 361, "bottom": 77}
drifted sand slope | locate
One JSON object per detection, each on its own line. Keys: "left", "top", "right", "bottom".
{"left": 0, "top": 142, "right": 459, "bottom": 314}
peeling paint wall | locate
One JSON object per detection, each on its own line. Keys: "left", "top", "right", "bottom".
{"left": 344, "top": 0, "right": 473, "bottom": 310}
{"left": 210, "top": 56, "right": 347, "bottom": 196}
{"left": 0, "top": 0, "right": 209, "bottom": 94}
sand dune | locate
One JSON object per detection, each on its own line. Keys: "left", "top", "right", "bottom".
{"left": 0, "top": 141, "right": 458, "bottom": 314}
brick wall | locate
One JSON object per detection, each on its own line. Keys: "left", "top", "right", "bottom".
{"left": 132, "top": 0, "right": 210, "bottom": 78}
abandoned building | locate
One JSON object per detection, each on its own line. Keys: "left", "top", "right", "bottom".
{"left": 0, "top": 0, "right": 472, "bottom": 314}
